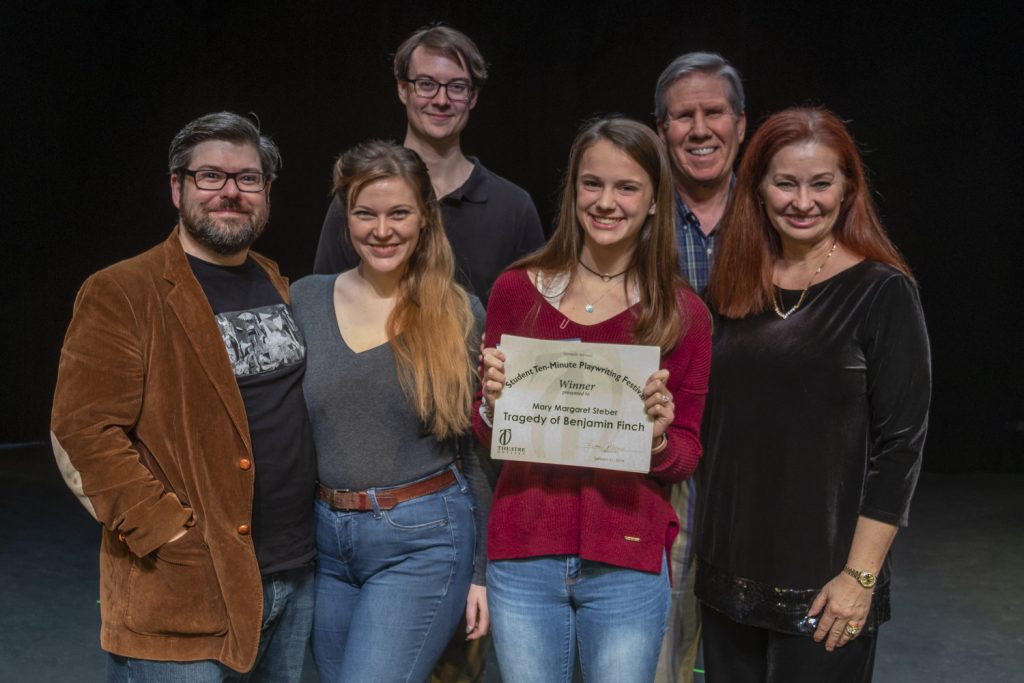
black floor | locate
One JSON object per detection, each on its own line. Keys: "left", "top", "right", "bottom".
{"left": 1, "top": 446, "right": 1021, "bottom": 682}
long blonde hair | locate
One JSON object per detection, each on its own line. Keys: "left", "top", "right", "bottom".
{"left": 333, "top": 141, "right": 475, "bottom": 439}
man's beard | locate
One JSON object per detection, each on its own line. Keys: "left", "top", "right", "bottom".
{"left": 180, "top": 198, "right": 268, "bottom": 256}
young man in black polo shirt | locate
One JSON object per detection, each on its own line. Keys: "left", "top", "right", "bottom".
{"left": 313, "top": 25, "right": 545, "bottom": 305}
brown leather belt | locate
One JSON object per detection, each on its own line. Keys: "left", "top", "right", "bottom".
{"left": 317, "top": 469, "right": 456, "bottom": 512}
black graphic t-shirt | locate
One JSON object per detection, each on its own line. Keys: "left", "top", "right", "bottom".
{"left": 188, "top": 255, "right": 316, "bottom": 575}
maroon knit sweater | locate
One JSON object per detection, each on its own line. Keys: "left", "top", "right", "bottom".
{"left": 474, "top": 269, "right": 711, "bottom": 574}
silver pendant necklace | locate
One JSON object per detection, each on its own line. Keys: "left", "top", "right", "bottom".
{"left": 580, "top": 278, "right": 618, "bottom": 314}
{"left": 578, "top": 259, "right": 628, "bottom": 313}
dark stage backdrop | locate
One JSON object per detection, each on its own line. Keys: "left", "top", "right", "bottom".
{"left": 4, "top": 1, "right": 1021, "bottom": 471}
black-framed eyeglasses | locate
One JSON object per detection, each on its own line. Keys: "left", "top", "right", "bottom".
{"left": 402, "top": 77, "right": 474, "bottom": 102}
{"left": 179, "top": 169, "right": 269, "bottom": 192}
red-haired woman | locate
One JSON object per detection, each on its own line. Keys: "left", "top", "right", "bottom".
{"left": 697, "top": 107, "right": 931, "bottom": 682}
{"left": 475, "top": 117, "right": 711, "bottom": 682}
{"left": 291, "top": 141, "right": 489, "bottom": 682}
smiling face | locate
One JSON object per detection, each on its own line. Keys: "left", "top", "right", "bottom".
{"left": 574, "top": 139, "right": 655, "bottom": 254}
{"left": 398, "top": 46, "right": 477, "bottom": 146}
{"left": 659, "top": 71, "right": 746, "bottom": 193}
{"left": 760, "top": 141, "right": 846, "bottom": 251}
{"left": 171, "top": 139, "right": 270, "bottom": 260}
{"left": 348, "top": 176, "right": 424, "bottom": 280}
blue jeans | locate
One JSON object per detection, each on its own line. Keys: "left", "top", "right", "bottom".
{"left": 311, "top": 465, "right": 476, "bottom": 683}
{"left": 488, "top": 555, "right": 670, "bottom": 683}
{"left": 107, "top": 565, "right": 315, "bottom": 682}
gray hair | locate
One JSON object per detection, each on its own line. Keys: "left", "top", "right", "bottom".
{"left": 654, "top": 52, "right": 745, "bottom": 126}
{"left": 168, "top": 111, "right": 282, "bottom": 180}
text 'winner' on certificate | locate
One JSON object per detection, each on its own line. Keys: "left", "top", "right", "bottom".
{"left": 491, "top": 334, "right": 660, "bottom": 473}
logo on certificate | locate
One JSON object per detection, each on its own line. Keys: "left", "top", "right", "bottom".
{"left": 498, "top": 429, "right": 512, "bottom": 446}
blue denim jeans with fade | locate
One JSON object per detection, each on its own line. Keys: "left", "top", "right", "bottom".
{"left": 106, "top": 565, "right": 315, "bottom": 682}
{"left": 311, "top": 464, "right": 476, "bottom": 683}
{"left": 488, "top": 554, "right": 670, "bottom": 683}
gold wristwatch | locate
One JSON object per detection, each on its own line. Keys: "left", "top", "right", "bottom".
{"left": 843, "top": 565, "right": 877, "bottom": 589}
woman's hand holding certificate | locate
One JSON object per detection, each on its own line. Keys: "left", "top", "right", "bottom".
{"left": 481, "top": 334, "right": 670, "bottom": 473}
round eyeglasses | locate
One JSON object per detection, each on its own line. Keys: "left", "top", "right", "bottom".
{"left": 402, "top": 77, "right": 473, "bottom": 102}
{"left": 180, "top": 169, "right": 268, "bottom": 192}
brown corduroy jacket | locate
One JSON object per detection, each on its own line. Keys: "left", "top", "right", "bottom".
{"left": 50, "top": 227, "right": 289, "bottom": 672}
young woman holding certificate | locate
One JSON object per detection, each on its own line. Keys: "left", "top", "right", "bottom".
{"left": 475, "top": 117, "right": 711, "bottom": 683}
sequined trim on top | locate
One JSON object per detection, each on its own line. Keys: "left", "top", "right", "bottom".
{"left": 695, "top": 558, "right": 890, "bottom": 636}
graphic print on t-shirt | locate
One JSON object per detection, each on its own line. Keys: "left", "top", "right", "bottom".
{"left": 215, "top": 304, "right": 305, "bottom": 378}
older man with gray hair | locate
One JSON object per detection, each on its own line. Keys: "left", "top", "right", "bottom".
{"left": 653, "top": 52, "right": 746, "bottom": 683}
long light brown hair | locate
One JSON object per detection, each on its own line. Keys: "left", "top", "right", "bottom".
{"left": 333, "top": 141, "right": 475, "bottom": 439}
{"left": 513, "top": 116, "right": 688, "bottom": 353}
{"left": 708, "top": 107, "right": 912, "bottom": 318}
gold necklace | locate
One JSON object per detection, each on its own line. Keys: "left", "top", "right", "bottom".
{"left": 772, "top": 240, "right": 837, "bottom": 320}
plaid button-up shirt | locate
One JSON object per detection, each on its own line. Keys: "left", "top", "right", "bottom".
{"left": 670, "top": 182, "right": 731, "bottom": 583}
{"left": 673, "top": 190, "right": 720, "bottom": 294}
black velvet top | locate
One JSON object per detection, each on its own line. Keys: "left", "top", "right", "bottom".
{"left": 696, "top": 260, "right": 931, "bottom": 636}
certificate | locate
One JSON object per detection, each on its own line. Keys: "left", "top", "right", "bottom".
{"left": 490, "top": 334, "right": 660, "bottom": 473}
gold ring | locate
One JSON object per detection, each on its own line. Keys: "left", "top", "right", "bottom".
{"left": 845, "top": 624, "right": 860, "bottom": 637}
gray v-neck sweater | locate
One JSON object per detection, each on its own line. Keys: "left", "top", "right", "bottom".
{"left": 291, "top": 274, "right": 490, "bottom": 583}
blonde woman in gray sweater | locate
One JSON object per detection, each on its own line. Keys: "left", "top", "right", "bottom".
{"left": 292, "top": 140, "right": 490, "bottom": 683}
